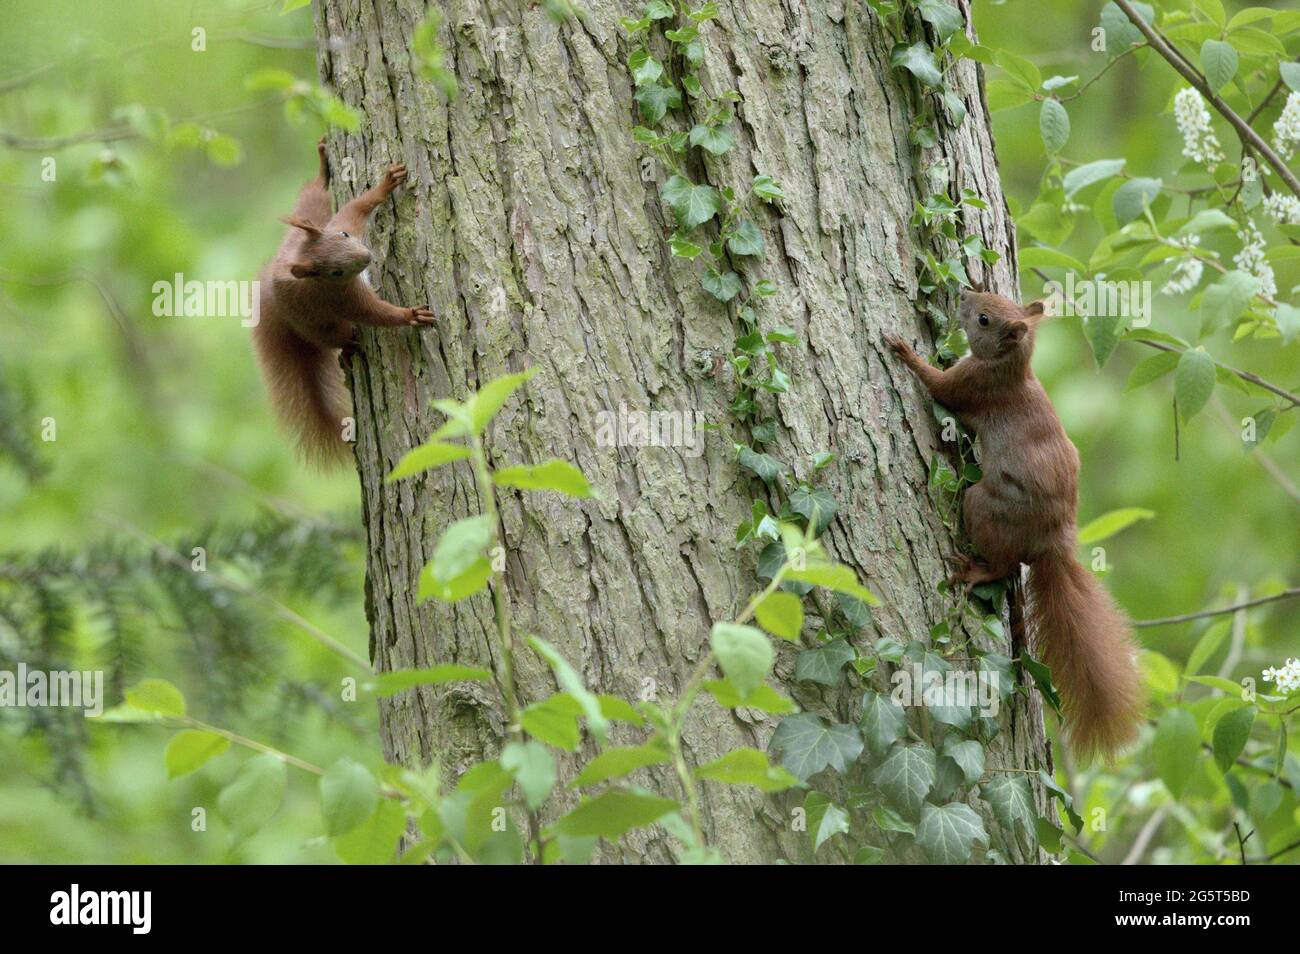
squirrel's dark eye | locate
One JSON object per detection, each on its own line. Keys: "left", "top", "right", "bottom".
{"left": 339, "top": 231, "right": 350, "bottom": 238}
{"left": 332, "top": 270, "right": 344, "bottom": 277}
{"left": 978, "top": 313, "right": 990, "bottom": 326}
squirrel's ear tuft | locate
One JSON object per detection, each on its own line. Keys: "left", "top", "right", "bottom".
{"left": 289, "top": 262, "right": 320, "bottom": 279}
{"left": 1023, "top": 299, "right": 1046, "bottom": 319}
{"left": 968, "top": 279, "right": 985, "bottom": 293}
{"left": 281, "top": 215, "right": 323, "bottom": 237}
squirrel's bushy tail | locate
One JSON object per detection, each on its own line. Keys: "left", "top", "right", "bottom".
{"left": 252, "top": 322, "right": 352, "bottom": 469}
{"left": 1027, "top": 546, "right": 1143, "bottom": 763}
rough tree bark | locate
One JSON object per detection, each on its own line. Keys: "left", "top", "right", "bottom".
{"left": 313, "top": 0, "right": 1051, "bottom": 863}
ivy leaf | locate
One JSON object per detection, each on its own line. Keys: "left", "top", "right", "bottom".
{"left": 661, "top": 174, "right": 720, "bottom": 228}
{"left": 695, "top": 748, "right": 799, "bottom": 792}
{"left": 689, "top": 123, "right": 735, "bottom": 155}
{"left": 1076, "top": 507, "right": 1154, "bottom": 544}
{"left": 860, "top": 690, "right": 907, "bottom": 760}
{"left": 1174, "top": 349, "right": 1216, "bottom": 421}
{"left": 644, "top": 0, "right": 674, "bottom": 19}
{"left": 794, "top": 638, "right": 855, "bottom": 685}
{"left": 1200, "top": 39, "right": 1238, "bottom": 92}
{"left": 916, "top": 802, "right": 988, "bottom": 864}
{"left": 941, "top": 738, "right": 985, "bottom": 786}
{"left": 788, "top": 485, "right": 838, "bottom": 533}
{"left": 751, "top": 175, "right": 785, "bottom": 201}
{"left": 726, "top": 220, "right": 765, "bottom": 257}
{"left": 702, "top": 269, "right": 743, "bottom": 301}
{"left": 493, "top": 459, "right": 593, "bottom": 497}
{"left": 218, "top": 753, "right": 287, "bottom": 839}
{"left": 874, "top": 743, "right": 936, "bottom": 819}
{"left": 980, "top": 775, "right": 1036, "bottom": 842}
{"left": 1212, "top": 706, "right": 1256, "bottom": 774}
{"left": 501, "top": 741, "right": 557, "bottom": 809}
{"left": 1039, "top": 98, "right": 1070, "bottom": 154}
{"left": 633, "top": 82, "right": 681, "bottom": 124}
{"left": 320, "top": 757, "right": 380, "bottom": 837}
{"left": 769, "top": 713, "right": 863, "bottom": 782}
{"left": 1154, "top": 707, "right": 1200, "bottom": 796}
{"left": 890, "top": 42, "right": 943, "bottom": 89}
{"left": 754, "top": 590, "right": 804, "bottom": 641}
{"left": 628, "top": 49, "right": 663, "bottom": 86}
{"left": 916, "top": 0, "right": 964, "bottom": 41}
{"left": 805, "top": 792, "right": 851, "bottom": 851}
{"left": 710, "top": 623, "right": 774, "bottom": 698}
{"left": 164, "top": 730, "right": 230, "bottom": 779}
{"left": 736, "top": 445, "right": 786, "bottom": 482}
{"left": 554, "top": 789, "right": 679, "bottom": 839}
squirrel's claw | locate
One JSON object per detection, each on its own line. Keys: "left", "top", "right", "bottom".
{"left": 384, "top": 163, "right": 409, "bottom": 191}
{"left": 883, "top": 332, "right": 911, "bottom": 355}
{"left": 407, "top": 306, "right": 437, "bottom": 326}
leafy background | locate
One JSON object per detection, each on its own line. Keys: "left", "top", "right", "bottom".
{"left": 0, "top": 0, "right": 1295, "bottom": 862}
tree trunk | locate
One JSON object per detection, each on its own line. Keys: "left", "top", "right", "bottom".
{"left": 313, "top": 0, "right": 1051, "bottom": 863}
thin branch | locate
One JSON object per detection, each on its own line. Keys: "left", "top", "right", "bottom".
{"left": 1134, "top": 587, "right": 1300, "bottom": 628}
{"left": 1212, "top": 397, "right": 1300, "bottom": 505}
{"left": 1113, "top": 0, "right": 1300, "bottom": 197}
{"left": 1058, "top": 42, "right": 1145, "bottom": 102}
{"left": 1130, "top": 337, "right": 1300, "bottom": 409}
{"left": 1121, "top": 806, "right": 1169, "bottom": 865}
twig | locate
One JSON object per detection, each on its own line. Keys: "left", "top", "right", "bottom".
{"left": 1121, "top": 805, "right": 1169, "bottom": 865}
{"left": 1134, "top": 587, "right": 1300, "bottom": 628}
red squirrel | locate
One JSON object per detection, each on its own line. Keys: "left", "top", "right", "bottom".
{"left": 252, "top": 140, "right": 437, "bottom": 467}
{"left": 885, "top": 287, "right": 1143, "bottom": 761}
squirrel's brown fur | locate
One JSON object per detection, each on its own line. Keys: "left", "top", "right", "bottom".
{"left": 253, "top": 140, "right": 436, "bottom": 467}
{"left": 885, "top": 288, "right": 1144, "bottom": 762}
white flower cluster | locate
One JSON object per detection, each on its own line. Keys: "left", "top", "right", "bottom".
{"left": 1233, "top": 219, "right": 1277, "bottom": 299}
{"left": 1263, "top": 658, "right": 1300, "bottom": 695}
{"left": 1174, "top": 87, "right": 1223, "bottom": 168}
{"left": 1273, "top": 91, "right": 1300, "bottom": 161}
{"left": 1160, "top": 234, "right": 1204, "bottom": 296}
{"left": 1263, "top": 192, "right": 1300, "bottom": 226}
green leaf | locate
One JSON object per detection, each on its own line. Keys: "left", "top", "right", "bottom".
{"left": 751, "top": 175, "right": 785, "bottom": 201}
{"left": 1154, "top": 707, "right": 1200, "bottom": 797}
{"left": 702, "top": 269, "right": 743, "bottom": 301}
{"left": 754, "top": 590, "right": 803, "bottom": 641}
{"left": 916, "top": 0, "right": 964, "bottom": 41}
{"left": 218, "top": 753, "right": 287, "bottom": 839}
{"left": 554, "top": 789, "right": 679, "bottom": 839}
{"left": 703, "top": 680, "right": 797, "bottom": 714}
{"left": 1174, "top": 349, "right": 1216, "bottom": 421}
{"left": 794, "top": 638, "right": 855, "bottom": 685}
{"left": 1084, "top": 311, "right": 1127, "bottom": 369}
{"left": 501, "top": 740, "right": 557, "bottom": 809}
{"left": 874, "top": 744, "right": 937, "bottom": 819}
{"left": 1063, "top": 158, "right": 1125, "bottom": 197}
{"left": 860, "top": 690, "right": 907, "bottom": 760}
{"left": 529, "top": 637, "right": 609, "bottom": 745}
{"left": 1275, "top": 303, "right": 1300, "bottom": 344}
{"left": 467, "top": 367, "right": 538, "bottom": 434}
{"left": 1039, "top": 99, "right": 1070, "bottom": 154}
{"left": 571, "top": 743, "right": 670, "bottom": 787}
{"left": 736, "top": 445, "right": 786, "bottom": 482}
{"left": 281, "top": 0, "right": 311, "bottom": 11}
{"left": 890, "top": 42, "right": 943, "bottom": 89}
{"left": 127, "top": 678, "right": 186, "bottom": 717}
{"left": 320, "top": 757, "right": 380, "bottom": 837}
{"left": 521, "top": 696, "right": 581, "bottom": 751}
{"left": 332, "top": 799, "right": 405, "bottom": 865}
{"left": 423, "top": 515, "right": 494, "bottom": 602}
{"left": 1282, "top": 61, "right": 1300, "bottom": 93}
{"left": 994, "top": 48, "right": 1042, "bottom": 91}
{"left": 1112, "top": 177, "right": 1162, "bottom": 226}
{"left": 1076, "top": 507, "right": 1154, "bottom": 544}
{"left": 645, "top": 0, "right": 674, "bottom": 18}
{"left": 784, "top": 561, "right": 881, "bottom": 606}
{"left": 1099, "top": 1, "right": 1152, "bottom": 51}
{"left": 788, "top": 485, "right": 838, "bottom": 533}
{"left": 1125, "top": 351, "right": 1180, "bottom": 391}
{"left": 980, "top": 775, "right": 1036, "bottom": 841}
{"left": 661, "top": 174, "right": 721, "bottom": 229}
{"left": 633, "top": 82, "right": 681, "bottom": 124}
{"left": 164, "top": 730, "right": 229, "bottom": 779}
{"left": 941, "top": 737, "right": 985, "bottom": 786}
{"left": 386, "top": 441, "right": 471, "bottom": 481}
{"left": 1201, "top": 270, "right": 1260, "bottom": 333}
{"left": 916, "top": 802, "right": 988, "bottom": 864}
{"left": 710, "top": 623, "right": 774, "bottom": 698}
{"left": 1200, "top": 39, "right": 1238, "bottom": 91}
{"left": 769, "top": 713, "right": 863, "bottom": 781}
{"left": 1212, "top": 706, "right": 1256, "bottom": 774}
{"left": 805, "top": 792, "right": 850, "bottom": 851}
{"left": 628, "top": 49, "right": 663, "bottom": 86}
{"left": 688, "top": 123, "right": 735, "bottom": 155}
{"left": 726, "top": 220, "right": 765, "bottom": 257}
{"left": 493, "top": 459, "right": 593, "bottom": 497}
{"left": 695, "top": 748, "right": 798, "bottom": 791}
{"left": 366, "top": 664, "right": 493, "bottom": 696}
{"left": 1185, "top": 620, "right": 1231, "bottom": 676}
{"left": 1017, "top": 246, "right": 1086, "bottom": 273}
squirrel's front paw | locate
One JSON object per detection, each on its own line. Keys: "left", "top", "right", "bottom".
{"left": 406, "top": 306, "right": 437, "bottom": 326}
{"left": 883, "top": 332, "right": 913, "bottom": 356}
{"left": 382, "top": 163, "right": 409, "bottom": 192}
